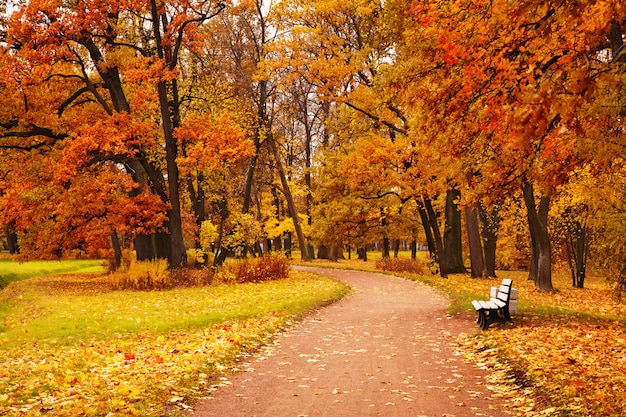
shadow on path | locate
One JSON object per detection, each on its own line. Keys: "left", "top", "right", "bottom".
{"left": 191, "top": 266, "right": 510, "bottom": 417}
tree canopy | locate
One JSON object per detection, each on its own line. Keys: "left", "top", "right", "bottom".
{"left": 1, "top": 0, "right": 625, "bottom": 291}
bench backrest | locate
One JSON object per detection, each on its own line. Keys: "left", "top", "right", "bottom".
{"left": 496, "top": 279, "right": 513, "bottom": 304}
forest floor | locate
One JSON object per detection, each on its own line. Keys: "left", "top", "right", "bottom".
{"left": 191, "top": 266, "right": 511, "bottom": 417}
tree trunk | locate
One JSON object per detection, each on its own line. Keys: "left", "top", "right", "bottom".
{"left": 416, "top": 202, "right": 436, "bottom": 262}
{"left": 382, "top": 236, "right": 391, "bottom": 259}
{"left": 317, "top": 245, "right": 330, "bottom": 259}
{"left": 424, "top": 198, "right": 448, "bottom": 278}
{"left": 411, "top": 240, "right": 417, "bottom": 260}
{"left": 444, "top": 188, "right": 466, "bottom": 273}
{"left": 522, "top": 181, "right": 553, "bottom": 291}
{"left": 156, "top": 80, "right": 186, "bottom": 268}
{"left": 479, "top": 204, "right": 499, "bottom": 277}
{"left": 465, "top": 205, "right": 486, "bottom": 278}
{"left": 330, "top": 244, "right": 344, "bottom": 261}
{"left": 566, "top": 220, "right": 587, "bottom": 288}
{"left": 110, "top": 230, "right": 122, "bottom": 270}
{"left": 5, "top": 224, "right": 19, "bottom": 254}
{"left": 268, "top": 136, "right": 311, "bottom": 261}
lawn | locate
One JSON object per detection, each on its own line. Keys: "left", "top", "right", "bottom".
{"left": 300, "top": 255, "right": 626, "bottom": 417}
{"left": 0, "top": 258, "right": 105, "bottom": 288}
{"left": 0, "top": 262, "right": 350, "bottom": 416}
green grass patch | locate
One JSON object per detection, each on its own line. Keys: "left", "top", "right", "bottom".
{"left": 0, "top": 259, "right": 105, "bottom": 288}
{"left": 0, "top": 270, "right": 350, "bottom": 416}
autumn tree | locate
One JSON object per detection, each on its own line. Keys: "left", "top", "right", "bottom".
{"left": 407, "top": 0, "right": 625, "bottom": 290}
{"left": 0, "top": 0, "right": 254, "bottom": 267}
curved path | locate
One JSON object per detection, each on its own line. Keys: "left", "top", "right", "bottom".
{"left": 192, "top": 266, "right": 509, "bottom": 417}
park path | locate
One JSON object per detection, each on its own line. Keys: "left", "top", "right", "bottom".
{"left": 191, "top": 266, "right": 510, "bottom": 417}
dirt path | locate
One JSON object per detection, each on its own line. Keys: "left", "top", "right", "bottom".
{"left": 191, "top": 266, "right": 510, "bottom": 417}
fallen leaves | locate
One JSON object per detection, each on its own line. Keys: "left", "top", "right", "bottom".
{"left": 455, "top": 271, "right": 626, "bottom": 417}
{"left": 0, "top": 271, "right": 350, "bottom": 416}
{"left": 0, "top": 316, "right": 286, "bottom": 416}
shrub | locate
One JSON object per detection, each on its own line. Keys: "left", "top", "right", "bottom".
{"left": 171, "top": 267, "right": 214, "bottom": 287}
{"left": 215, "top": 253, "right": 290, "bottom": 284}
{"left": 375, "top": 258, "right": 428, "bottom": 275}
{"left": 110, "top": 258, "right": 172, "bottom": 290}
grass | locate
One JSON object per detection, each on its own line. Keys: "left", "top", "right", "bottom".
{"left": 0, "top": 258, "right": 105, "bottom": 288}
{"left": 0, "top": 263, "right": 350, "bottom": 416}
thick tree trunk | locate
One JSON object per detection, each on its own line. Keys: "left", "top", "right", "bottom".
{"left": 268, "top": 137, "right": 310, "bottom": 261}
{"left": 479, "top": 204, "right": 499, "bottom": 277}
{"left": 522, "top": 181, "right": 553, "bottom": 291}
{"left": 444, "top": 189, "right": 466, "bottom": 273}
{"left": 465, "top": 205, "right": 486, "bottom": 278}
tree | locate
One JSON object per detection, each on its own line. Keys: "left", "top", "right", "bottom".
{"left": 0, "top": 0, "right": 248, "bottom": 266}
{"left": 407, "top": 0, "right": 625, "bottom": 290}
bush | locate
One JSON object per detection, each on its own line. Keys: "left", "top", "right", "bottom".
{"left": 110, "top": 258, "right": 172, "bottom": 290}
{"left": 171, "top": 267, "right": 214, "bottom": 287}
{"left": 216, "top": 253, "right": 290, "bottom": 284}
{"left": 375, "top": 258, "right": 428, "bottom": 275}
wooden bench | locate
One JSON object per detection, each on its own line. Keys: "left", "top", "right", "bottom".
{"left": 472, "top": 279, "right": 513, "bottom": 330}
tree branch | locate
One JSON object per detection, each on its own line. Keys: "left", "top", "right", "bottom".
{"left": 344, "top": 101, "right": 408, "bottom": 135}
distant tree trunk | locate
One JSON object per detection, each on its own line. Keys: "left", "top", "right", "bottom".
{"left": 268, "top": 136, "right": 310, "bottom": 261}
{"left": 111, "top": 230, "right": 122, "bottom": 270}
{"left": 382, "top": 236, "right": 391, "bottom": 259}
{"left": 416, "top": 203, "right": 436, "bottom": 260}
{"left": 465, "top": 205, "right": 487, "bottom": 278}
{"left": 318, "top": 245, "right": 330, "bottom": 259}
{"left": 243, "top": 76, "right": 266, "bottom": 214}
{"left": 330, "top": 244, "right": 344, "bottom": 261}
{"left": 357, "top": 247, "right": 368, "bottom": 261}
{"left": 522, "top": 181, "right": 553, "bottom": 291}
{"left": 444, "top": 189, "right": 466, "bottom": 273}
{"left": 565, "top": 220, "right": 587, "bottom": 288}
{"left": 410, "top": 240, "right": 417, "bottom": 260}
{"left": 393, "top": 239, "right": 400, "bottom": 258}
{"left": 479, "top": 204, "right": 499, "bottom": 277}
{"left": 423, "top": 198, "right": 448, "bottom": 278}
{"left": 284, "top": 232, "right": 292, "bottom": 259}
{"left": 187, "top": 171, "right": 206, "bottom": 234}
{"left": 5, "top": 225, "right": 19, "bottom": 254}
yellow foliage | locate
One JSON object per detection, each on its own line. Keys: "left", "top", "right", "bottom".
{"left": 110, "top": 259, "right": 172, "bottom": 290}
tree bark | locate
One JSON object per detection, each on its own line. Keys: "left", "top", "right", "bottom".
{"left": 444, "top": 188, "right": 466, "bottom": 273}
{"left": 424, "top": 198, "right": 448, "bottom": 278}
{"left": 565, "top": 220, "right": 587, "bottom": 288}
{"left": 267, "top": 136, "right": 311, "bottom": 261}
{"left": 522, "top": 181, "right": 553, "bottom": 291}
{"left": 110, "top": 230, "right": 122, "bottom": 270}
{"left": 416, "top": 202, "right": 436, "bottom": 261}
{"left": 5, "top": 225, "right": 19, "bottom": 254}
{"left": 478, "top": 204, "right": 499, "bottom": 277}
{"left": 465, "top": 205, "right": 486, "bottom": 278}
